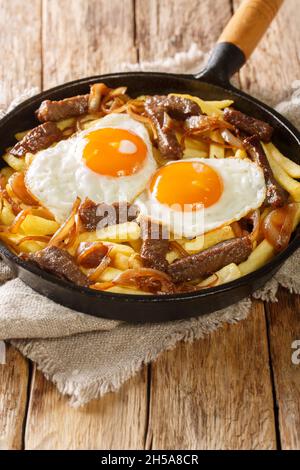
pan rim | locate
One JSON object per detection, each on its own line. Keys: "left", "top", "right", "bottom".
{"left": 0, "top": 71, "right": 300, "bottom": 305}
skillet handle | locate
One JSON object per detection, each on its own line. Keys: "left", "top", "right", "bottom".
{"left": 197, "top": 0, "right": 284, "bottom": 84}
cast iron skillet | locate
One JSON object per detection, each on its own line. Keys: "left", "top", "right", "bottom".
{"left": 0, "top": 0, "right": 298, "bottom": 322}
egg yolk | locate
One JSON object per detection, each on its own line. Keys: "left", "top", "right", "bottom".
{"left": 150, "top": 161, "right": 223, "bottom": 210}
{"left": 83, "top": 128, "right": 147, "bottom": 177}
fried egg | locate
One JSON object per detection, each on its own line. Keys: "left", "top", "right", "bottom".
{"left": 135, "top": 158, "right": 266, "bottom": 238}
{"left": 25, "top": 114, "right": 157, "bottom": 222}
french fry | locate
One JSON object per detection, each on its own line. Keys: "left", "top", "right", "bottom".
{"left": 0, "top": 166, "right": 14, "bottom": 181}
{"left": 0, "top": 199, "right": 15, "bottom": 225}
{"left": 198, "top": 263, "right": 241, "bottom": 287}
{"left": 239, "top": 239, "right": 275, "bottom": 276}
{"left": 166, "top": 250, "right": 180, "bottom": 264}
{"left": 263, "top": 142, "right": 300, "bottom": 178}
{"left": 0, "top": 232, "right": 45, "bottom": 253}
{"left": 235, "top": 148, "right": 247, "bottom": 159}
{"left": 105, "top": 285, "right": 151, "bottom": 295}
{"left": 56, "top": 118, "right": 76, "bottom": 131}
{"left": 112, "top": 252, "right": 130, "bottom": 271}
{"left": 2, "top": 153, "right": 26, "bottom": 172}
{"left": 182, "top": 225, "right": 235, "bottom": 254}
{"left": 263, "top": 143, "right": 300, "bottom": 201}
{"left": 98, "top": 267, "right": 123, "bottom": 282}
{"left": 20, "top": 215, "right": 59, "bottom": 236}
{"left": 108, "top": 243, "right": 135, "bottom": 257}
{"left": 183, "top": 148, "right": 208, "bottom": 158}
{"left": 96, "top": 222, "right": 141, "bottom": 242}
{"left": 170, "top": 94, "right": 233, "bottom": 116}
{"left": 209, "top": 131, "right": 225, "bottom": 159}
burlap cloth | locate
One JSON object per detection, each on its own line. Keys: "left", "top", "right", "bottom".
{"left": 0, "top": 44, "right": 300, "bottom": 406}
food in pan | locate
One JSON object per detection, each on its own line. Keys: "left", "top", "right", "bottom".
{"left": 0, "top": 84, "right": 300, "bottom": 295}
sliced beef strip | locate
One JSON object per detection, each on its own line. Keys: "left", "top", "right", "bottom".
{"left": 167, "top": 236, "right": 252, "bottom": 283}
{"left": 139, "top": 217, "right": 169, "bottom": 272}
{"left": 79, "top": 199, "right": 139, "bottom": 232}
{"left": 243, "top": 135, "right": 288, "bottom": 208}
{"left": 145, "top": 95, "right": 201, "bottom": 159}
{"left": 28, "top": 246, "right": 89, "bottom": 287}
{"left": 36, "top": 94, "right": 89, "bottom": 122}
{"left": 223, "top": 108, "right": 273, "bottom": 142}
{"left": 10, "top": 122, "right": 63, "bottom": 157}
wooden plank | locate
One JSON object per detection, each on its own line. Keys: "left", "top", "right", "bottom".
{"left": 42, "top": 0, "right": 137, "bottom": 88}
{"left": 233, "top": 0, "right": 300, "bottom": 449}
{"left": 0, "top": 0, "right": 42, "bottom": 105}
{"left": 136, "top": 0, "right": 233, "bottom": 61}
{"left": 0, "top": 345, "right": 29, "bottom": 450}
{"left": 25, "top": 0, "right": 148, "bottom": 450}
{"left": 233, "top": 0, "right": 300, "bottom": 105}
{"left": 0, "top": 0, "right": 42, "bottom": 450}
{"left": 25, "top": 368, "right": 148, "bottom": 450}
{"left": 266, "top": 289, "right": 300, "bottom": 450}
{"left": 147, "top": 303, "right": 276, "bottom": 450}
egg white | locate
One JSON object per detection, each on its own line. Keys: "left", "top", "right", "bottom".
{"left": 25, "top": 114, "right": 157, "bottom": 222}
{"left": 135, "top": 157, "right": 266, "bottom": 238}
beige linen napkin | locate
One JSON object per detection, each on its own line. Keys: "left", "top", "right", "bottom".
{"left": 0, "top": 44, "right": 299, "bottom": 406}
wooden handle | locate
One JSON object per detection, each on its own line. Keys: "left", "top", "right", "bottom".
{"left": 218, "top": 0, "right": 284, "bottom": 59}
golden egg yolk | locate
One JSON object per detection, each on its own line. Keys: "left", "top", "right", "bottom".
{"left": 83, "top": 128, "right": 147, "bottom": 177}
{"left": 150, "top": 161, "right": 223, "bottom": 210}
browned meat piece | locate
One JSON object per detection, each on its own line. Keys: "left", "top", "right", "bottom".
{"left": 223, "top": 108, "right": 273, "bottom": 142}
{"left": 36, "top": 94, "right": 89, "bottom": 122}
{"left": 145, "top": 95, "right": 201, "bottom": 159}
{"left": 10, "top": 122, "right": 63, "bottom": 157}
{"left": 28, "top": 246, "right": 89, "bottom": 287}
{"left": 79, "top": 199, "right": 139, "bottom": 232}
{"left": 167, "top": 236, "right": 252, "bottom": 283}
{"left": 243, "top": 135, "right": 288, "bottom": 208}
{"left": 140, "top": 217, "right": 169, "bottom": 272}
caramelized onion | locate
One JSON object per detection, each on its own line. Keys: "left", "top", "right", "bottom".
{"left": 231, "top": 221, "right": 243, "bottom": 238}
{"left": 8, "top": 172, "right": 37, "bottom": 205}
{"left": 88, "top": 83, "right": 110, "bottom": 113}
{"left": 220, "top": 129, "right": 244, "bottom": 149}
{"left": 90, "top": 281, "right": 115, "bottom": 291}
{"left": 114, "top": 268, "right": 175, "bottom": 294}
{"left": 15, "top": 235, "right": 50, "bottom": 246}
{"left": 48, "top": 197, "right": 81, "bottom": 247}
{"left": 262, "top": 203, "right": 296, "bottom": 252}
{"left": 169, "top": 240, "right": 189, "bottom": 258}
{"left": 76, "top": 242, "right": 109, "bottom": 269}
{"left": 9, "top": 208, "right": 32, "bottom": 233}
{"left": 88, "top": 254, "right": 111, "bottom": 282}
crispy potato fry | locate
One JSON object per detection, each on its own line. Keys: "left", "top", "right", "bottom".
{"left": 0, "top": 199, "right": 15, "bottom": 225}
{"left": 105, "top": 285, "right": 151, "bottom": 295}
{"left": 0, "top": 166, "right": 14, "bottom": 181}
{"left": 209, "top": 131, "right": 225, "bottom": 159}
{"left": 0, "top": 232, "right": 45, "bottom": 253}
{"left": 182, "top": 225, "right": 235, "bottom": 253}
{"left": 183, "top": 148, "right": 208, "bottom": 158}
{"left": 198, "top": 263, "right": 241, "bottom": 287}
{"left": 170, "top": 94, "right": 233, "bottom": 116}
{"left": 239, "top": 239, "right": 275, "bottom": 276}
{"left": 166, "top": 250, "right": 180, "bottom": 264}
{"left": 56, "top": 118, "right": 76, "bottom": 131}
{"left": 263, "top": 142, "right": 300, "bottom": 178}
{"left": 235, "top": 148, "right": 247, "bottom": 159}
{"left": 15, "top": 130, "right": 30, "bottom": 141}
{"left": 98, "top": 267, "right": 123, "bottom": 282}
{"left": 20, "top": 215, "right": 59, "bottom": 236}
{"left": 3, "top": 153, "right": 26, "bottom": 172}
{"left": 263, "top": 143, "right": 300, "bottom": 201}
{"left": 112, "top": 252, "right": 130, "bottom": 271}
{"left": 25, "top": 152, "right": 34, "bottom": 167}
{"left": 96, "top": 222, "right": 141, "bottom": 242}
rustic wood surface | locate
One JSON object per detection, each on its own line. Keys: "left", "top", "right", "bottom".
{"left": 0, "top": 0, "right": 299, "bottom": 450}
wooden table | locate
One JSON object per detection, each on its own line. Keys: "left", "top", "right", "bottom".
{"left": 0, "top": 0, "right": 299, "bottom": 451}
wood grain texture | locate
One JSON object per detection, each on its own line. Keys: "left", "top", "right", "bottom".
{"left": 135, "top": 0, "right": 232, "bottom": 61}
{"left": 25, "top": 368, "right": 148, "bottom": 450}
{"left": 0, "top": 345, "right": 29, "bottom": 450}
{"left": 146, "top": 303, "right": 276, "bottom": 450}
{"left": 42, "top": 0, "right": 137, "bottom": 88}
{"left": 233, "top": 0, "right": 300, "bottom": 105}
{"left": 0, "top": 0, "right": 41, "bottom": 107}
{"left": 266, "top": 289, "right": 300, "bottom": 450}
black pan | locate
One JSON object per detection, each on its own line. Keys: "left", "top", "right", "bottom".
{"left": 0, "top": 0, "right": 298, "bottom": 322}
